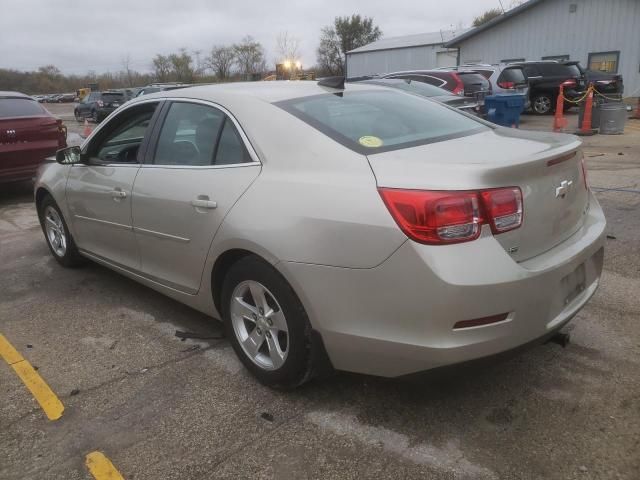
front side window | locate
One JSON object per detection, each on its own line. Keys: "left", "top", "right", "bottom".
{"left": 588, "top": 52, "right": 619, "bottom": 73}
{"left": 153, "top": 102, "right": 251, "bottom": 166}
{"left": 276, "top": 90, "right": 486, "bottom": 155}
{"left": 87, "top": 103, "right": 158, "bottom": 163}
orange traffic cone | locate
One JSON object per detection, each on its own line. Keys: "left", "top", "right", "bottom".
{"left": 553, "top": 84, "right": 568, "bottom": 132}
{"left": 82, "top": 119, "right": 92, "bottom": 138}
{"left": 576, "top": 84, "right": 596, "bottom": 136}
{"left": 631, "top": 97, "right": 640, "bottom": 120}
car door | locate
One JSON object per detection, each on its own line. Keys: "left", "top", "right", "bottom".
{"left": 131, "top": 100, "right": 261, "bottom": 294}
{"left": 78, "top": 93, "right": 94, "bottom": 117}
{"left": 66, "top": 100, "right": 162, "bottom": 268}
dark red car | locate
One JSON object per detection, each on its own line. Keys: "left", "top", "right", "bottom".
{"left": 0, "top": 92, "right": 67, "bottom": 183}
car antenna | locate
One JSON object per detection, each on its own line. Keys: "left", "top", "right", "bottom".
{"left": 318, "top": 76, "right": 345, "bottom": 89}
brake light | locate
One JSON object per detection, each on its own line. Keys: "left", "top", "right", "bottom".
{"left": 497, "top": 81, "right": 515, "bottom": 89}
{"left": 97, "top": 100, "right": 104, "bottom": 107}
{"left": 451, "top": 73, "right": 465, "bottom": 96}
{"left": 562, "top": 79, "right": 577, "bottom": 87}
{"left": 378, "top": 187, "right": 523, "bottom": 245}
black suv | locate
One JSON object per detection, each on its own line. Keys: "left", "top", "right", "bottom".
{"left": 510, "top": 61, "right": 585, "bottom": 114}
{"left": 74, "top": 91, "right": 126, "bottom": 123}
{"left": 563, "top": 61, "right": 623, "bottom": 96}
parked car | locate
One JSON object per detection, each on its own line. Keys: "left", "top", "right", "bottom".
{"left": 452, "top": 64, "right": 530, "bottom": 110}
{"left": 563, "top": 61, "right": 623, "bottom": 96}
{"left": 74, "top": 91, "right": 126, "bottom": 123}
{"left": 0, "top": 92, "right": 67, "bottom": 183}
{"left": 352, "top": 78, "right": 481, "bottom": 115}
{"left": 136, "top": 83, "right": 190, "bottom": 97}
{"left": 58, "top": 93, "right": 76, "bottom": 103}
{"left": 509, "top": 61, "right": 585, "bottom": 114}
{"left": 382, "top": 70, "right": 492, "bottom": 101}
{"left": 36, "top": 81, "right": 605, "bottom": 388}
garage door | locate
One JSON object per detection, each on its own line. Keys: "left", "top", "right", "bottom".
{"left": 436, "top": 50, "right": 458, "bottom": 68}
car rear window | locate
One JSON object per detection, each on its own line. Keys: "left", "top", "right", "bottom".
{"left": 458, "top": 73, "right": 490, "bottom": 88}
{"left": 366, "top": 80, "right": 451, "bottom": 98}
{"left": 498, "top": 68, "right": 527, "bottom": 84}
{"left": 565, "top": 64, "right": 582, "bottom": 77}
{"left": 0, "top": 98, "right": 47, "bottom": 117}
{"left": 101, "top": 93, "right": 125, "bottom": 101}
{"left": 276, "top": 90, "right": 486, "bottom": 154}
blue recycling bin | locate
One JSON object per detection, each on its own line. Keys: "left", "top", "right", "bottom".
{"left": 485, "top": 94, "right": 526, "bottom": 127}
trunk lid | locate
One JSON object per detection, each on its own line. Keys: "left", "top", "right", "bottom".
{"left": 367, "top": 128, "right": 589, "bottom": 261}
{"left": 0, "top": 116, "right": 63, "bottom": 173}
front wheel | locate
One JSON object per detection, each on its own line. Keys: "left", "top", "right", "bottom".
{"left": 221, "top": 256, "right": 316, "bottom": 389}
{"left": 38, "top": 195, "right": 84, "bottom": 268}
{"left": 531, "top": 94, "right": 553, "bottom": 115}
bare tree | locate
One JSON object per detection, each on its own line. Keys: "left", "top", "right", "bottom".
{"left": 276, "top": 31, "right": 301, "bottom": 63}
{"left": 122, "top": 53, "right": 134, "bottom": 87}
{"left": 152, "top": 54, "right": 171, "bottom": 82}
{"left": 233, "top": 36, "right": 266, "bottom": 80}
{"left": 168, "top": 48, "right": 194, "bottom": 82}
{"left": 207, "top": 45, "right": 236, "bottom": 81}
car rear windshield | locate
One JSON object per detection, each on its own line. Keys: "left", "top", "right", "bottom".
{"left": 458, "top": 73, "right": 490, "bottom": 88}
{"left": 0, "top": 98, "right": 47, "bottom": 117}
{"left": 101, "top": 93, "right": 125, "bottom": 101}
{"left": 276, "top": 90, "right": 486, "bottom": 154}
{"left": 499, "top": 68, "right": 527, "bottom": 84}
{"left": 366, "top": 80, "right": 450, "bottom": 98}
{"left": 565, "top": 64, "right": 582, "bottom": 77}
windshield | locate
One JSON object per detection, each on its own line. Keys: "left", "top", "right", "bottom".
{"left": 276, "top": 90, "right": 486, "bottom": 154}
{"left": 0, "top": 98, "right": 47, "bottom": 117}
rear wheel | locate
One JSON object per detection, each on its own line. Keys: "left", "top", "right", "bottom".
{"left": 532, "top": 94, "right": 553, "bottom": 115}
{"left": 38, "top": 195, "right": 83, "bottom": 268}
{"left": 221, "top": 256, "right": 315, "bottom": 389}
{"left": 74, "top": 109, "right": 82, "bottom": 122}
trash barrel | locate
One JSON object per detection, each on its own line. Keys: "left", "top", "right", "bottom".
{"left": 485, "top": 94, "right": 526, "bottom": 127}
{"left": 599, "top": 103, "right": 627, "bottom": 134}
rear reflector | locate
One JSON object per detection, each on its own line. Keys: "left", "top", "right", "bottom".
{"left": 453, "top": 313, "right": 509, "bottom": 330}
{"left": 378, "top": 187, "right": 522, "bottom": 245}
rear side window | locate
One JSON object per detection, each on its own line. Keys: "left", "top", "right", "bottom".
{"left": 498, "top": 68, "right": 526, "bottom": 84}
{"left": 101, "top": 93, "right": 125, "bottom": 102}
{"left": 539, "top": 64, "right": 573, "bottom": 76}
{"left": 522, "top": 65, "right": 540, "bottom": 77}
{"left": 0, "top": 98, "right": 46, "bottom": 117}
{"left": 276, "top": 90, "right": 486, "bottom": 155}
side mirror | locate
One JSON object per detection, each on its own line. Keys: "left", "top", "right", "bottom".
{"left": 56, "top": 146, "right": 84, "bottom": 165}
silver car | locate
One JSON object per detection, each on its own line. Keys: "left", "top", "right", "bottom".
{"left": 35, "top": 81, "right": 606, "bottom": 388}
{"left": 455, "top": 63, "right": 531, "bottom": 110}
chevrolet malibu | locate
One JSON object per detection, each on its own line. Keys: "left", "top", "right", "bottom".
{"left": 34, "top": 81, "right": 605, "bottom": 388}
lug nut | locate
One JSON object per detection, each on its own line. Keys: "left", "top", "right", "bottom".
{"left": 266, "top": 318, "right": 273, "bottom": 326}
{"left": 252, "top": 313, "right": 257, "bottom": 320}
{"left": 266, "top": 332, "right": 271, "bottom": 339}
{"left": 258, "top": 307, "right": 264, "bottom": 315}
{"left": 256, "top": 328, "right": 262, "bottom": 335}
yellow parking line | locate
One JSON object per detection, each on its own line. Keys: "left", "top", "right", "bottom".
{"left": 86, "top": 451, "right": 125, "bottom": 480}
{"left": 0, "top": 333, "right": 64, "bottom": 421}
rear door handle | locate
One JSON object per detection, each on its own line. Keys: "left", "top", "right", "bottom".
{"left": 110, "top": 189, "right": 127, "bottom": 198}
{"left": 191, "top": 198, "right": 217, "bottom": 209}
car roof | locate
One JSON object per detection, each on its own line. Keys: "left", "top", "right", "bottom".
{"left": 131, "top": 80, "right": 386, "bottom": 104}
{"left": 0, "top": 91, "right": 31, "bottom": 99}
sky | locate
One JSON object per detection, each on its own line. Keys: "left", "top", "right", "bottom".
{"left": 0, "top": 0, "right": 506, "bottom": 75}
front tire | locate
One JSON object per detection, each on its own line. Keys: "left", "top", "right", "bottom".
{"left": 221, "top": 256, "right": 315, "bottom": 389}
{"left": 532, "top": 93, "right": 553, "bottom": 115}
{"left": 38, "top": 195, "right": 84, "bottom": 268}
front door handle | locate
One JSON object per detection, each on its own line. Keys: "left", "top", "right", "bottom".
{"left": 191, "top": 198, "right": 217, "bottom": 210}
{"left": 110, "top": 189, "right": 127, "bottom": 199}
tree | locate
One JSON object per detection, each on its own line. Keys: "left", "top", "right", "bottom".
{"left": 122, "top": 54, "right": 134, "bottom": 87}
{"left": 152, "top": 54, "right": 171, "bottom": 82}
{"left": 234, "top": 36, "right": 265, "bottom": 80}
{"left": 316, "top": 15, "right": 382, "bottom": 76}
{"left": 207, "top": 45, "right": 236, "bottom": 81}
{"left": 472, "top": 8, "right": 503, "bottom": 27}
{"left": 168, "top": 48, "right": 194, "bottom": 82}
{"left": 276, "top": 31, "right": 301, "bottom": 63}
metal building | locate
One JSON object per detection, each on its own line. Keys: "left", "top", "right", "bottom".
{"left": 445, "top": 0, "right": 640, "bottom": 95}
{"left": 345, "top": 30, "right": 467, "bottom": 79}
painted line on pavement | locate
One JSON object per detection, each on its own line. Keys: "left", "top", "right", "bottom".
{"left": 86, "top": 451, "right": 125, "bottom": 480}
{"left": 0, "top": 333, "right": 64, "bottom": 421}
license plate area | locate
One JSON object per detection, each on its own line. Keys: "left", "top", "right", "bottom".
{"left": 561, "top": 263, "right": 586, "bottom": 306}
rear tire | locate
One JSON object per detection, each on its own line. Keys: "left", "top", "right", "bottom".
{"left": 221, "top": 256, "right": 316, "bottom": 389}
{"left": 38, "top": 195, "right": 84, "bottom": 268}
{"left": 531, "top": 93, "right": 553, "bottom": 115}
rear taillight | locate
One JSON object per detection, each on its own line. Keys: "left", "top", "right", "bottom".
{"left": 97, "top": 100, "right": 104, "bottom": 107}
{"left": 562, "top": 79, "right": 577, "bottom": 87}
{"left": 378, "top": 187, "right": 523, "bottom": 245}
{"left": 497, "top": 81, "right": 515, "bottom": 89}
{"left": 451, "top": 73, "right": 465, "bottom": 96}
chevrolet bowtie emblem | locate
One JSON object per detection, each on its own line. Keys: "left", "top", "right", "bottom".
{"left": 555, "top": 180, "right": 573, "bottom": 198}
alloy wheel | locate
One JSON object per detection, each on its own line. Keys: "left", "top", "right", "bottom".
{"left": 230, "top": 280, "right": 289, "bottom": 370}
{"left": 44, "top": 206, "right": 67, "bottom": 257}
{"left": 533, "top": 96, "right": 552, "bottom": 114}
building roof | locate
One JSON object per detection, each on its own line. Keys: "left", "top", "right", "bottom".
{"left": 445, "top": 0, "right": 545, "bottom": 47}
{"left": 347, "top": 29, "right": 470, "bottom": 55}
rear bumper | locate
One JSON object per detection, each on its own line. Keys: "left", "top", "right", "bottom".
{"left": 280, "top": 191, "right": 606, "bottom": 377}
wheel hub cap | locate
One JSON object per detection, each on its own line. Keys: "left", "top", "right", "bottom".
{"left": 44, "top": 206, "right": 67, "bottom": 257}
